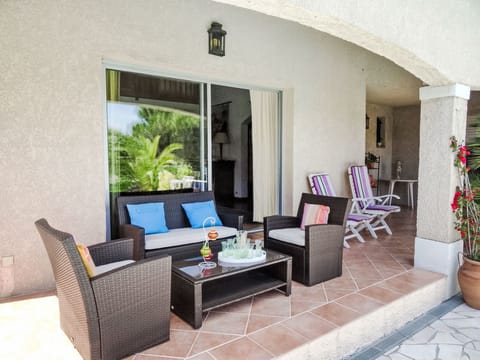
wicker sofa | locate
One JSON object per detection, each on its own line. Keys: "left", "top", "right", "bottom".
{"left": 264, "top": 193, "right": 351, "bottom": 286}
{"left": 117, "top": 191, "right": 244, "bottom": 260}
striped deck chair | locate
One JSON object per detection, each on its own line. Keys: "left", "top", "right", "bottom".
{"left": 348, "top": 165, "right": 400, "bottom": 235}
{"left": 308, "top": 173, "right": 377, "bottom": 248}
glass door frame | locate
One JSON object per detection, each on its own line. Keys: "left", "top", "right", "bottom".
{"left": 102, "top": 61, "right": 282, "bottom": 239}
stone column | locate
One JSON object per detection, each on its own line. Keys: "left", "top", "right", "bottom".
{"left": 415, "top": 84, "right": 470, "bottom": 298}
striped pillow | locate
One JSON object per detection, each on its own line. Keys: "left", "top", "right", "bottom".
{"left": 300, "top": 203, "right": 330, "bottom": 230}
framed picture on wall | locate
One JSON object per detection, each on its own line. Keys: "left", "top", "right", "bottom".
{"left": 212, "top": 101, "right": 230, "bottom": 136}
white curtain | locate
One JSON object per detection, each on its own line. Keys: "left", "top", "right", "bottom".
{"left": 250, "top": 90, "right": 279, "bottom": 222}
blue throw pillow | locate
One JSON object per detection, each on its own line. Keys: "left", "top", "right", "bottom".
{"left": 126, "top": 202, "right": 169, "bottom": 234}
{"left": 181, "top": 200, "right": 223, "bottom": 229}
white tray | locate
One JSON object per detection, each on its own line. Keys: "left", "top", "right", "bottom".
{"left": 218, "top": 250, "right": 266, "bottom": 265}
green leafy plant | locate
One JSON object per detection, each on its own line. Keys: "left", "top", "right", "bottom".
{"left": 450, "top": 136, "right": 480, "bottom": 261}
{"left": 108, "top": 106, "right": 199, "bottom": 192}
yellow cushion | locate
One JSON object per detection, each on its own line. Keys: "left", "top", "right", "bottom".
{"left": 77, "top": 244, "right": 96, "bottom": 277}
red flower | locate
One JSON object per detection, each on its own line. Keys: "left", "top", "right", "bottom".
{"left": 451, "top": 190, "right": 462, "bottom": 211}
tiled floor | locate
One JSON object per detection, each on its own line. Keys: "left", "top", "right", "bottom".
{"left": 1, "top": 208, "right": 448, "bottom": 359}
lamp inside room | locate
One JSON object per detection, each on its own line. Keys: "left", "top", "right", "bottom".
{"left": 213, "top": 131, "right": 229, "bottom": 160}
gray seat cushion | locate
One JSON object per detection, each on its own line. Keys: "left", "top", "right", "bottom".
{"left": 145, "top": 226, "right": 238, "bottom": 250}
{"left": 268, "top": 228, "right": 305, "bottom": 247}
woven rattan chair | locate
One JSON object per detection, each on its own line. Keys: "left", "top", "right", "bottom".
{"left": 263, "top": 193, "right": 351, "bottom": 286}
{"left": 35, "top": 218, "right": 171, "bottom": 360}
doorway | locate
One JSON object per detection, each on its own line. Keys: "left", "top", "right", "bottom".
{"left": 211, "top": 85, "right": 253, "bottom": 222}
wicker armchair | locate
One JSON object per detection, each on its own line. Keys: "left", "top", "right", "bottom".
{"left": 264, "top": 193, "right": 351, "bottom": 286}
{"left": 35, "top": 218, "right": 171, "bottom": 360}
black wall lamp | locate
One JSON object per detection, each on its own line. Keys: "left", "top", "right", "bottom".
{"left": 208, "top": 22, "right": 226, "bottom": 57}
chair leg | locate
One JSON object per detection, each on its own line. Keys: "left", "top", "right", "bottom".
{"left": 365, "top": 221, "right": 378, "bottom": 239}
{"left": 344, "top": 223, "right": 365, "bottom": 247}
{"left": 370, "top": 213, "right": 393, "bottom": 235}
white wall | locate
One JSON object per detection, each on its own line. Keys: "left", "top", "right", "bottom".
{"left": 392, "top": 105, "right": 421, "bottom": 206}
{"left": 366, "top": 104, "right": 394, "bottom": 182}
{"left": 214, "top": 0, "right": 480, "bottom": 89}
{"left": 1, "top": 0, "right": 393, "bottom": 296}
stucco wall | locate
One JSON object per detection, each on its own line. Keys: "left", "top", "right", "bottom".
{"left": 214, "top": 0, "right": 480, "bottom": 89}
{"left": 392, "top": 106, "right": 421, "bottom": 206}
{"left": 1, "top": 0, "right": 384, "bottom": 297}
{"left": 366, "top": 104, "right": 394, "bottom": 182}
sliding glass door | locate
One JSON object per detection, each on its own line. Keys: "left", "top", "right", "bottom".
{"left": 105, "top": 69, "right": 208, "bottom": 238}
{"left": 105, "top": 68, "right": 282, "bottom": 238}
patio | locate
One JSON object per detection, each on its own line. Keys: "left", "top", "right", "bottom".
{"left": 0, "top": 208, "right": 447, "bottom": 360}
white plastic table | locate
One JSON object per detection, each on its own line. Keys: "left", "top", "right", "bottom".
{"left": 386, "top": 179, "right": 418, "bottom": 208}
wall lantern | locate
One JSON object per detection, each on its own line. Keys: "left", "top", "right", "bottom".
{"left": 208, "top": 22, "right": 226, "bottom": 57}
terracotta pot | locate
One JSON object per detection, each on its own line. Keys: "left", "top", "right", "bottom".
{"left": 458, "top": 255, "right": 480, "bottom": 309}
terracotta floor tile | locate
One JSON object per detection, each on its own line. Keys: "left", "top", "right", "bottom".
{"left": 189, "top": 332, "right": 240, "bottom": 356}
{"left": 335, "top": 293, "right": 384, "bottom": 314}
{"left": 353, "top": 277, "right": 382, "bottom": 289}
{"left": 251, "top": 295, "right": 290, "bottom": 317}
{"left": 401, "top": 269, "right": 445, "bottom": 285}
{"left": 359, "top": 285, "right": 404, "bottom": 304}
{"left": 134, "top": 355, "right": 179, "bottom": 360}
{"left": 323, "top": 275, "right": 357, "bottom": 290}
{"left": 290, "top": 299, "right": 325, "bottom": 316}
{"left": 202, "top": 311, "right": 249, "bottom": 335}
{"left": 187, "top": 352, "right": 216, "bottom": 360}
{"left": 381, "top": 275, "right": 420, "bottom": 294}
{"left": 291, "top": 283, "right": 327, "bottom": 302}
{"left": 372, "top": 260, "right": 405, "bottom": 270}
{"left": 343, "top": 257, "right": 371, "bottom": 265}
{"left": 311, "top": 302, "right": 362, "bottom": 326}
{"left": 283, "top": 312, "right": 337, "bottom": 339}
{"left": 349, "top": 267, "right": 383, "bottom": 280}
{"left": 171, "top": 313, "right": 198, "bottom": 331}
{"left": 246, "top": 314, "right": 286, "bottom": 334}
{"left": 209, "top": 337, "right": 273, "bottom": 360}
{"left": 214, "top": 298, "right": 252, "bottom": 314}
{"left": 324, "top": 288, "right": 353, "bottom": 302}
{"left": 248, "top": 323, "right": 309, "bottom": 356}
{"left": 143, "top": 330, "right": 198, "bottom": 357}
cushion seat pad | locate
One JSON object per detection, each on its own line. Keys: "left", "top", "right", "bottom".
{"left": 268, "top": 228, "right": 305, "bottom": 247}
{"left": 365, "top": 204, "right": 400, "bottom": 212}
{"left": 96, "top": 260, "right": 135, "bottom": 275}
{"left": 145, "top": 226, "right": 238, "bottom": 250}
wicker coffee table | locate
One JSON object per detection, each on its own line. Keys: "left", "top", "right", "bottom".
{"left": 171, "top": 249, "right": 292, "bottom": 329}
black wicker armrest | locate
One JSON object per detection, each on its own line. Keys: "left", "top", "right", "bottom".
{"left": 119, "top": 223, "right": 145, "bottom": 260}
{"left": 88, "top": 238, "right": 134, "bottom": 265}
{"left": 264, "top": 215, "right": 299, "bottom": 233}
{"left": 305, "top": 224, "right": 344, "bottom": 248}
{"left": 217, "top": 206, "right": 244, "bottom": 229}
{"left": 90, "top": 255, "right": 171, "bottom": 359}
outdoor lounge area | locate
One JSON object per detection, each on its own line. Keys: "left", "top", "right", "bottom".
{"left": 3, "top": 1, "right": 480, "bottom": 360}
{"left": 1, "top": 209, "right": 448, "bottom": 360}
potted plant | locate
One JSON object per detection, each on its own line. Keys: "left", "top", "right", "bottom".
{"left": 365, "top": 152, "right": 378, "bottom": 169}
{"left": 450, "top": 136, "right": 480, "bottom": 309}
